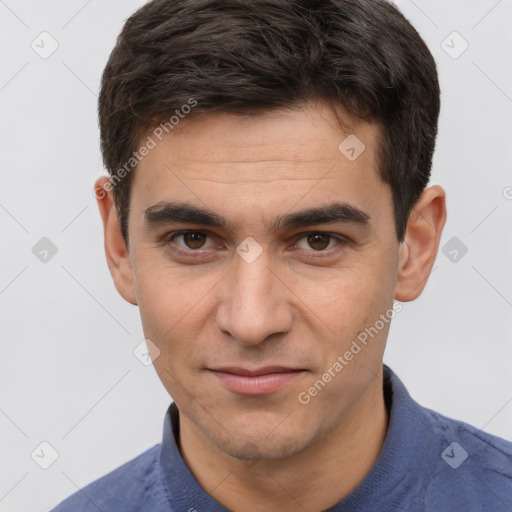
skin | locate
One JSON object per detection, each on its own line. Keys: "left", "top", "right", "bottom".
{"left": 96, "top": 101, "right": 446, "bottom": 512}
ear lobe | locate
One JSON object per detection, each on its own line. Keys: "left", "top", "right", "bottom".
{"left": 95, "top": 176, "right": 138, "bottom": 306}
{"left": 394, "top": 185, "right": 447, "bottom": 302}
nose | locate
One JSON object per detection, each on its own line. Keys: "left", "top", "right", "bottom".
{"left": 215, "top": 249, "right": 294, "bottom": 346}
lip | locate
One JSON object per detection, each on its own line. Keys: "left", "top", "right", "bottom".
{"left": 209, "top": 366, "right": 305, "bottom": 395}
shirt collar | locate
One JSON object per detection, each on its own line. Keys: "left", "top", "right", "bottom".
{"left": 328, "top": 364, "right": 435, "bottom": 510}
{"left": 158, "top": 364, "right": 433, "bottom": 510}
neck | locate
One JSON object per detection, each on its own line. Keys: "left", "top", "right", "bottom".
{"left": 179, "top": 376, "right": 389, "bottom": 512}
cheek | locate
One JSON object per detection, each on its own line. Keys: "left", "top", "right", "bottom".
{"left": 137, "top": 284, "right": 209, "bottom": 402}
{"left": 133, "top": 259, "right": 222, "bottom": 376}
{"left": 295, "top": 259, "right": 395, "bottom": 353}
{"left": 134, "top": 254, "right": 217, "bottom": 330}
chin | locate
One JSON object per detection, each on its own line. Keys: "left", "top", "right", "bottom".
{"left": 205, "top": 423, "right": 313, "bottom": 462}
{"left": 227, "top": 437, "right": 307, "bottom": 461}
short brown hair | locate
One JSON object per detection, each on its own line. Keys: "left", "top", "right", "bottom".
{"left": 98, "top": 0, "right": 440, "bottom": 244}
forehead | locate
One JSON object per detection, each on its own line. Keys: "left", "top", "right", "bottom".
{"left": 131, "top": 103, "right": 390, "bottom": 225}
{"left": 140, "top": 103, "right": 378, "bottom": 167}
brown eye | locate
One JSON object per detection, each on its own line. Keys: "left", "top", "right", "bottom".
{"left": 307, "top": 233, "right": 331, "bottom": 250}
{"left": 183, "top": 232, "right": 207, "bottom": 249}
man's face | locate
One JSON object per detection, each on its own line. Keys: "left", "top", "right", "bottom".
{"left": 126, "top": 102, "right": 401, "bottom": 459}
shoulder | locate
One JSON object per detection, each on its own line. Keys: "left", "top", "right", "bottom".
{"left": 50, "top": 444, "right": 170, "bottom": 512}
{"left": 421, "top": 404, "right": 512, "bottom": 467}
{"left": 419, "top": 405, "right": 512, "bottom": 511}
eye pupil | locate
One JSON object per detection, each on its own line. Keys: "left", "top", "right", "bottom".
{"left": 184, "top": 232, "right": 206, "bottom": 249}
{"left": 307, "top": 233, "right": 330, "bottom": 250}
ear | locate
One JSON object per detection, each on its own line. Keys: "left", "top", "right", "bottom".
{"left": 94, "top": 176, "right": 138, "bottom": 305}
{"left": 395, "top": 185, "right": 447, "bottom": 302}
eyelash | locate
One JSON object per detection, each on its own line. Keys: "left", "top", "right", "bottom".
{"left": 164, "top": 230, "right": 348, "bottom": 258}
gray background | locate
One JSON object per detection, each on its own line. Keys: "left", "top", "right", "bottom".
{"left": 1, "top": 0, "right": 511, "bottom": 510}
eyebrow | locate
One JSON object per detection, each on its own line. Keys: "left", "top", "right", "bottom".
{"left": 143, "top": 201, "right": 371, "bottom": 231}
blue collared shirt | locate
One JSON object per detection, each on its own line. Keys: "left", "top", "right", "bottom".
{"left": 51, "top": 365, "right": 512, "bottom": 511}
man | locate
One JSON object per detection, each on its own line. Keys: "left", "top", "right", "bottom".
{"left": 52, "top": 0, "right": 512, "bottom": 510}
